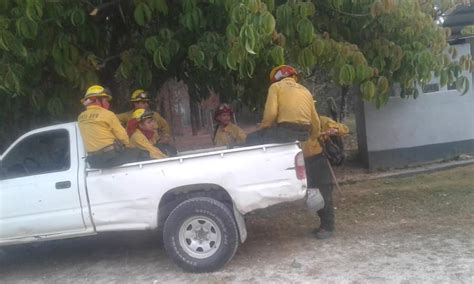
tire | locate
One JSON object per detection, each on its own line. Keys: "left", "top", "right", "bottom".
{"left": 163, "top": 197, "right": 239, "bottom": 273}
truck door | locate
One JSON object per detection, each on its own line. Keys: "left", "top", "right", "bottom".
{"left": 0, "top": 128, "right": 87, "bottom": 240}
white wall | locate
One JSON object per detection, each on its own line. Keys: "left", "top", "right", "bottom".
{"left": 358, "top": 43, "right": 474, "bottom": 168}
{"left": 364, "top": 88, "right": 474, "bottom": 151}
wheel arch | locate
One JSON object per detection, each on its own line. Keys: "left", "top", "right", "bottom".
{"left": 157, "top": 183, "right": 247, "bottom": 242}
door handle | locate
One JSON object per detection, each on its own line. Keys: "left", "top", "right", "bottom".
{"left": 55, "top": 181, "right": 71, "bottom": 189}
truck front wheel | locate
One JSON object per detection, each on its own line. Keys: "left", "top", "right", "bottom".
{"left": 163, "top": 197, "right": 239, "bottom": 272}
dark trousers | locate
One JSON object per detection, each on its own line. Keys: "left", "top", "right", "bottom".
{"left": 305, "top": 153, "right": 334, "bottom": 231}
{"left": 245, "top": 125, "right": 310, "bottom": 146}
{"left": 87, "top": 148, "right": 144, "bottom": 169}
{"left": 155, "top": 143, "right": 178, "bottom": 157}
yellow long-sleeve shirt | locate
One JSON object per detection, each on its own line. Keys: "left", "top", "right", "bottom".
{"left": 78, "top": 105, "right": 131, "bottom": 153}
{"left": 129, "top": 130, "right": 167, "bottom": 159}
{"left": 302, "top": 116, "right": 349, "bottom": 158}
{"left": 117, "top": 110, "right": 172, "bottom": 143}
{"left": 213, "top": 123, "right": 247, "bottom": 146}
{"left": 260, "top": 77, "right": 320, "bottom": 140}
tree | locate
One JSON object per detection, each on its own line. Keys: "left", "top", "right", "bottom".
{"left": 0, "top": 0, "right": 472, "bottom": 149}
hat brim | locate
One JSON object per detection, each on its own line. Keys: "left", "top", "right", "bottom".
{"left": 130, "top": 98, "right": 151, "bottom": 102}
{"left": 81, "top": 94, "right": 112, "bottom": 103}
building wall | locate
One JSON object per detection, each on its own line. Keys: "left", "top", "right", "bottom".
{"left": 356, "top": 43, "right": 474, "bottom": 169}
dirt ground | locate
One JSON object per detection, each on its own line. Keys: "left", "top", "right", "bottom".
{"left": 1, "top": 165, "right": 473, "bottom": 283}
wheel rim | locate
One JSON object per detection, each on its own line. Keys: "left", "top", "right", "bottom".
{"left": 178, "top": 215, "right": 222, "bottom": 259}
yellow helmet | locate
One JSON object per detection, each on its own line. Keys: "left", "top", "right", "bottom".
{"left": 130, "top": 89, "right": 150, "bottom": 102}
{"left": 132, "top": 108, "right": 154, "bottom": 121}
{"left": 81, "top": 85, "right": 112, "bottom": 102}
{"left": 269, "top": 65, "right": 298, "bottom": 83}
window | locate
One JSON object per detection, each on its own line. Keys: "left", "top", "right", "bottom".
{"left": 447, "top": 81, "right": 457, "bottom": 90}
{"left": 0, "top": 130, "right": 70, "bottom": 180}
{"left": 422, "top": 83, "right": 440, "bottom": 93}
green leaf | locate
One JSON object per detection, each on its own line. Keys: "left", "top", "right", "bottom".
{"left": 0, "top": 16, "right": 9, "bottom": 30}
{"left": 261, "top": 11, "right": 275, "bottom": 35}
{"left": 270, "top": 46, "right": 284, "bottom": 65}
{"left": 339, "top": 64, "right": 355, "bottom": 86}
{"left": 360, "top": 80, "right": 376, "bottom": 100}
{"left": 217, "top": 51, "right": 227, "bottom": 68}
{"left": 195, "top": 50, "right": 205, "bottom": 65}
{"left": 0, "top": 30, "right": 15, "bottom": 51}
{"left": 296, "top": 18, "right": 314, "bottom": 46}
{"left": 456, "top": 76, "right": 470, "bottom": 95}
{"left": 153, "top": 49, "right": 167, "bottom": 70}
{"left": 4, "top": 68, "right": 20, "bottom": 92}
{"left": 159, "top": 28, "right": 173, "bottom": 40}
{"left": 137, "top": 65, "right": 152, "bottom": 87}
{"left": 134, "top": 3, "right": 152, "bottom": 26}
{"left": 377, "top": 76, "right": 389, "bottom": 94}
{"left": 226, "top": 53, "right": 238, "bottom": 70}
{"left": 148, "top": 0, "right": 168, "bottom": 15}
{"left": 26, "top": 0, "right": 43, "bottom": 21}
{"left": 70, "top": 8, "right": 85, "bottom": 26}
{"left": 16, "top": 17, "right": 38, "bottom": 39}
{"left": 226, "top": 23, "right": 239, "bottom": 39}
{"left": 168, "top": 40, "right": 180, "bottom": 56}
{"left": 145, "top": 36, "right": 160, "bottom": 54}
{"left": 118, "top": 61, "right": 132, "bottom": 79}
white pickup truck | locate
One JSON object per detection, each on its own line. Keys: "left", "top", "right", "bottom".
{"left": 0, "top": 122, "right": 323, "bottom": 272}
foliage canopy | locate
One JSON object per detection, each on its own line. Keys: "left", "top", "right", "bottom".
{"left": 0, "top": 0, "right": 473, "bottom": 148}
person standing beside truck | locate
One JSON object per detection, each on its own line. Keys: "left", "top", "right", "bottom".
{"left": 246, "top": 65, "right": 320, "bottom": 145}
{"left": 302, "top": 115, "right": 349, "bottom": 239}
{"left": 127, "top": 108, "right": 167, "bottom": 160}
{"left": 212, "top": 104, "right": 247, "bottom": 147}
{"left": 78, "top": 85, "right": 142, "bottom": 168}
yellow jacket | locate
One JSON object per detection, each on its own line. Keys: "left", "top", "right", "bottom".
{"left": 261, "top": 77, "right": 320, "bottom": 140}
{"left": 78, "top": 105, "right": 131, "bottom": 153}
{"left": 117, "top": 110, "right": 172, "bottom": 143}
{"left": 301, "top": 116, "right": 349, "bottom": 158}
{"left": 129, "top": 130, "right": 167, "bottom": 159}
{"left": 213, "top": 123, "right": 247, "bottom": 146}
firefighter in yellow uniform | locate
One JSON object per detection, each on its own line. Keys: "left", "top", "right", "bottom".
{"left": 127, "top": 109, "right": 167, "bottom": 160}
{"left": 78, "top": 85, "right": 142, "bottom": 168}
{"left": 212, "top": 104, "right": 247, "bottom": 147}
{"left": 302, "top": 115, "right": 349, "bottom": 240}
{"left": 246, "top": 65, "right": 320, "bottom": 145}
{"left": 116, "top": 89, "right": 172, "bottom": 144}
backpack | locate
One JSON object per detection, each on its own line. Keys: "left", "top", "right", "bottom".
{"left": 322, "top": 136, "right": 345, "bottom": 166}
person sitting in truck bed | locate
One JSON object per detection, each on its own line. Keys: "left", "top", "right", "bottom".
{"left": 245, "top": 65, "right": 320, "bottom": 145}
{"left": 116, "top": 89, "right": 173, "bottom": 143}
{"left": 212, "top": 104, "right": 247, "bottom": 147}
{"left": 78, "top": 85, "right": 143, "bottom": 168}
{"left": 127, "top": 108, "right": 167, "bottom": 160}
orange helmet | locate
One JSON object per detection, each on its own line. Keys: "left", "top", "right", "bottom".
{"left": 269, "top": 65, "right": 298, "bottom": 83}
{"left": 214, "top": 103, "right": 233, "bottom": 121}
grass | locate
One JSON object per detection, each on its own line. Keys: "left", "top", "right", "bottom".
{"left": 337, "top": 164, "right": 474, "bottom": 224}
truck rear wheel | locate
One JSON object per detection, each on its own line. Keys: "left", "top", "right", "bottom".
{"left": 163, "top": 197, "right": 239, "bottom": 272}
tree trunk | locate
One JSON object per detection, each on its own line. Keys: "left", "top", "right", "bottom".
{"left": 339, "top": 86, "right": 349, "bottom": 122}
{"left": 190, "top": 98, "right": 200, "bottom": 136}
